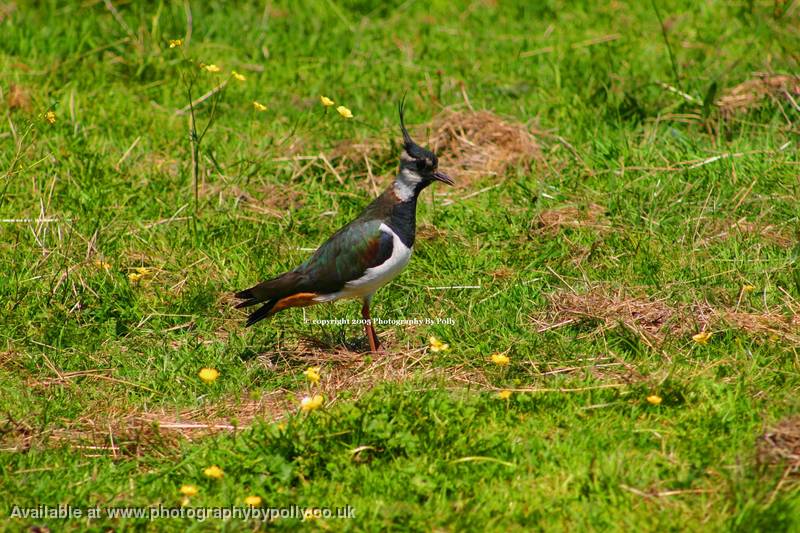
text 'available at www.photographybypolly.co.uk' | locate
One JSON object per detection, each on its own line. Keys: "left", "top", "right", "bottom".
{"left": 10, "top": 504, "right": 356, "bottom": 522}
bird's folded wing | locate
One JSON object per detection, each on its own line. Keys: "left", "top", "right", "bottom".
{"left": 297, "top": 219, "right": 394, "bottom": 294}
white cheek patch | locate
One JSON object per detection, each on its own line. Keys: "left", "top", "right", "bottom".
{"left": 394, "top": 168, "right": 422, "bottom": 201}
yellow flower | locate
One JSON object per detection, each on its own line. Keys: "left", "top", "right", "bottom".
{"left": 203, "top": 465, "right": 224, "bottom": 479}
{"left": 300, "top": 394, "right": 324, "bottom": 412}
{"left": 490, "top": 353, "right": 510, "bottom": 366}
{"left": 198, "top": 367, "right": 220, "bottom": 384}
{"left": 44, "top": 111, "right": 56, "bottom": 124}
{"left": 646, "top": 395, "right": 662, "bottom": 405}
{"left": 128, "top": 266, "right": 152, "bottom": 283}
{"left": 692, "top": 331, "right": 712, "bottom": 345}
{"left": 203, "top": 64, "right": 221, "bottom": 73}
{"left": 320, "top": 95, "right": 335, "bottom": 107}
{"left": 179, "top": 485, "right": 198, "bottom": 496}
{"left": 497, "top": 390, "right": 512, "bottom": 400}
{"left": 742, "top": 285, "right": 755, "bottom": 293}
{"left": 253, "top": 101, "right": 267, "bottom": 112}
{"left": 276, "top": 422, "right": 287, "bottom": 432}
{"left": 232, "top": 71, "right": 246, "bottom": 82}
{"left": 428, "top": 336, "right": 449, "bottom": 352}
{"left": 336, "top": 105, "right": 353, "bottom": 118}
{"left": 168, "top": 39, "right": 183, "bottom": 48}
{"left": 93, "top": 260, "right": 111, "bottom": 271}
{"left": 303, "top": 366, "right": 321, "bottom": 384}
{"left": 244, "top": 495, "right": 262, "bottom": 506}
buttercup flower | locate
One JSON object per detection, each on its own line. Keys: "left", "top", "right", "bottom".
{"left": 203, "top": 64, "right": 221, "bottom": 73}
{"left": 336, "top": 105, "right": 353, "bottom": 118}
{"left": 44, "top": 111, "right": 56, "bottom": 124}
{"left": 203, "top": 465, "right": 224, "bottom": 479}
{"left": 303, "top": 366, "right": 321, "bottom": 384}
{"left": 94, "top": 260, "right": 111, "bottom": 271}
{"left": 497, "top": 390, "right": 512, "bottom": 400}
{"left": 428, "top": 336, "right": 449, "bottom": 352}
{"left": 253, "top": 101, "right": 267, "bottom": 112}
{"left": 300, "top": 394, "right": 324, "bottom": 412}
{"left": 742, "top": 285, "right": 755, "bottom": 293}
{"left": 198, "top": 367, "right": 220, "bottom": 384}
{"left": 244, "top": 495, "right": 262, "bottom": 506}
{"left": 179, "top": 485, "right": 198, "bottom": 496}
{"left": 232, "top": 71, "right": 246, "bottom": 82}
{"left": 490, "top": 353, "right": 510, "bottom": 366}
{"left": 128, "top": 266, "right": 152, "bottom": 283}
{"left": 692, "top": 331, "right": 712, "bottom": 345}
{"left": 646, "top": 395, "right": 662, "bottom": 405}
{"left": 320, "top": 95, "right": 334, "bottom": 106}
{"left": 169, "top": 39, "right": 183, "bottom": 48}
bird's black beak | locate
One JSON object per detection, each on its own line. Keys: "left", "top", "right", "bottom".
{"left": 433, "top": 171, "right": 454, "bottom": 186}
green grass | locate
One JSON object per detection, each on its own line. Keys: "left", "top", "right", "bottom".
{"left": 2, "top": 0, "right": 800, "bottom": 530}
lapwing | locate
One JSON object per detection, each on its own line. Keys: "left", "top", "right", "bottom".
{"left": 234, "top": 99, "right": 453, "bottom": 352}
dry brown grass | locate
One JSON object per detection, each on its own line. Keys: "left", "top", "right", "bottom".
{"left": 201, "top": 182, "right": 304, "bottom": 218}
{"left": 11, "top": 347, "right": 488, "bottom": 457}
{"left": 5, "top": 82, "right": 31, "bottom": 112}
{"left": 534, "top": 284, "right": 799, "bottom": 347}
{"left": 531, "top": 204, "right": 608, "bottom": 235}
{"left": 428, "top": 108, "right": 540, "bottom": 186}
{"left": 721, "top": 310, "right": 800, "bottom": 344}
{"left": 533, "top": 285, "right": 711, "bottom": 346}
{"left": 717, "top": 74, "right": 800, "bottom": 115}
{"left": 757, "top": 417, "right": 800, "bottom": 487}
{"left": 329, "top": 107, "right": 541, "bottom": 189}
{"left": 699, "top": 218, "right": 795, "bottom": 248}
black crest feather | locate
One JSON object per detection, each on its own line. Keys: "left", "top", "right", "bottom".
{"left": 398, "top": 94, "right": 414, "bottom": 148}
{"left": 397, "top": 95, "right": 437, "bottom": 163}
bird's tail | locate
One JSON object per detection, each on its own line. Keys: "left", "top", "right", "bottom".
{"left": 234, "top": 271, "right": 305, "bottom": 327}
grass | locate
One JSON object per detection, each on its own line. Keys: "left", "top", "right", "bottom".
{"left": 1, "top": 0, "right": 800, "bottom": 530}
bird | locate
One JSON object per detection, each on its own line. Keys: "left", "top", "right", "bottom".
{"left": 234, "top": 98, "right": 453, "bottom": 352}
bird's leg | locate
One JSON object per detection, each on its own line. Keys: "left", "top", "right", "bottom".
{"left": 361, "top": 298, "right": 380, "bottom": 352}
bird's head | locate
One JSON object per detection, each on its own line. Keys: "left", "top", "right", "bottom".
{"left": 394, "top": 98, "right": 453, "bottom": 200}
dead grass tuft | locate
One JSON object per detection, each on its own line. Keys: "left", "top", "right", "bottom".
{"left": 428, "top": 109, "right": 540, "bottom": 186}
{"left": 490, "top": 266, "right": 515, "bottom": 280}
{"left": 700, "top": 218, "right": 795, "bottom": 248}
{"left": 720, "top": 310, "right": 800, "bottom": 344}
{"left": 717, "top": 74, "right": 800, "bottom": 115}
{"left": 20, "top": 346, "right": 487, "bottom": 457}
{"left": 201, "top": 182, "right": 303, "bottom": 217}
{"left": 531, "top": 204, "right": 608, "bottom": 235}
{"left": 328, "top": 108, "right": 541, "bottom": 189}
{"left": 533, "top": 285, "right": 714, "bottom": 346}
{"left": 417, "top": 223, "right": 449, "bottom": 241}
{"left": 757, "top": 417, "right": 800, "bottom": 479}
{"left": 535, "top": 285, "right": 799, "bottom": 347}
{"left": 6, "top": 83, "right": 31, "bottom": 112}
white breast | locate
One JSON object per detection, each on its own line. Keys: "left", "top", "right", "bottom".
{"left": 314, "top": 223, "right": 412, "bottom": 303}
